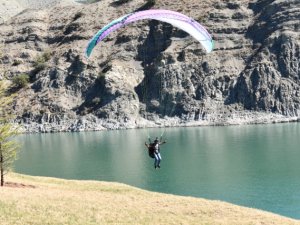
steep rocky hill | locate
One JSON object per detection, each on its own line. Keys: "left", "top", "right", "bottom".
{"left": 0, "top": 0, "right": 77, "bottom": 22}
{"left": 0, "top": 0, "right": 299, "bottom": 132}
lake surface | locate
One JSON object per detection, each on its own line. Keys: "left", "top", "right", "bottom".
{"left": 15, "top": 123, "right": 300, "bottom": 219}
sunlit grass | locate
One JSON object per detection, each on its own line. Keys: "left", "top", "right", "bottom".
{"left": 0, "top": 173, "right": 299, "bottom": 225}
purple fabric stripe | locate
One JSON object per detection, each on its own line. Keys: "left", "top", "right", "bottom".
{"left": 97, "top": 23, "right": 123, "bottom": 43}
{"left": 88, "top": 9, "right": 213, "bottom": 57}
{"left": 125, "top": 10, "right": 190, "bottom": 24}
{"left": 191, "top": 20, "right": 211, "bottom": 39}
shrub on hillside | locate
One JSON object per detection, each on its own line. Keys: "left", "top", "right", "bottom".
{"left": 111, "top": 0, "right": 132, "bottom": 6}
{"left": 12, "top": 74, "right": 30, "bottom": 89}
{"left": 33, "top": 51, "right": 51, "bottom": 73}
{"left": 12, "top": 59, "right": 22, "bottom": 66}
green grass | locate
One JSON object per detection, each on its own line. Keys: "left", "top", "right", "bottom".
{"left": 0, "top": 173, "right": 299, "bottom": 225}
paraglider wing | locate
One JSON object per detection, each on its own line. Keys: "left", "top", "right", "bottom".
{"left": 85, "top": 9, "right": 213, "bottom": 57}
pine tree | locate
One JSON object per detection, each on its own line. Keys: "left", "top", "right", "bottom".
{"left": 0, "top": 81, "right": 20, "bottom": 186}
{"left": 0, "top": 124, "right": 19, "bottom": 186}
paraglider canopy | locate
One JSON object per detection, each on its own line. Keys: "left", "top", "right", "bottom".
{"left": 85, "top": 9, "right": 214, "bottom": 57}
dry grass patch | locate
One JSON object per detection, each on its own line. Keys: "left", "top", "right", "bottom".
{"left": 0, "top": 173, "right": 299, "bottom": 225}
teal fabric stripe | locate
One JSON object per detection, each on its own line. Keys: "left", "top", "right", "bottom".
{"left": 85, "top": 15, "right": 128, "bottom": 57}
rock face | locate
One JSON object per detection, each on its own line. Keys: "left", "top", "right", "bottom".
{"left": 0, "top": 0, "right": 299, "bottom": 132}
{"left": 228, "top": 0, "right": 300, "bottom": 114}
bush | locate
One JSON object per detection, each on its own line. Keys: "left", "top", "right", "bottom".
{"left": 33, "top": 61, "right": 47, "bottom": 72}
{"left": 97, "top": 72, "right": 105, "bottom": 79}
{"left": 147, "top": 0, "right": 156, "bottom": 5}
{"left": 136, "top": 0, "right": 156, "bottom": 11}
{"left": 73, "top": 12, "right": 84, "bottom": 21}
{"left": 96, "top": 71, "right": 107, "bottom": 85}
{"left": 42, "top": 51, "right": 51, "bottom": 62}
{"left": 79, "top": 107, "right": 89, "bottom": 116}
{"left": 33, "top": 51, "right": 51, "bottom": 72}
{"left": 111, "top": 0, "right": 132, "bottom": 6}
{"left": 12, "top": 59, "right": 22, "bottom": 66}
{"left": 12, "top": 74, "right": 30, "bottom": 89}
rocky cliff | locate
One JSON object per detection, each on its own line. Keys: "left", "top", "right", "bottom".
{"left": 0, "top": 0, "right": 299, "bottom": 132}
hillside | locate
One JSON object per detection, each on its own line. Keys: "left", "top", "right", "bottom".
{"left": 0, "top": 173, "right": 299, "bottom": 225}
{"left": 0, "top": 0, "right": 77, "bottom": 22}
{"left": 0, "top": 0, "right": 299, "bottom": 132}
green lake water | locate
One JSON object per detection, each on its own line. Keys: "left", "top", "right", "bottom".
{"left": 15, "top": 123, "right": 300, "bottom": 219}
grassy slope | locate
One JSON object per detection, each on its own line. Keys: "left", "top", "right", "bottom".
{"left": 0, "top": 173, "right": 299, "bottom": 225}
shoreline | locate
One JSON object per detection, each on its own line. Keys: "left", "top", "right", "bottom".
{"left": 17, "top": 111, "right": 300, "bottom": 133}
